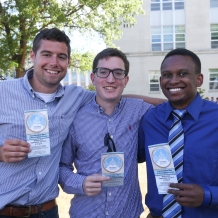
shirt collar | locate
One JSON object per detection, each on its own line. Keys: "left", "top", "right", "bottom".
{"left": 23, "top": 69, "right": 65, "bottom": 99}
{"left": 91, "top": 95, "right": 123, "bottom": 114}
{"left": 165, "top": 93, "right": 203, "bottom": 122}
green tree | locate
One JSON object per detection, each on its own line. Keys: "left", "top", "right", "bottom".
{"left": 85, "top": 84, "right": 96, "bottom": 91}
{"left": 0, "top": 0, "right": 143, "bottom": 78}
{"left": 197, "top": 87, "right": 207, "bottom": 99}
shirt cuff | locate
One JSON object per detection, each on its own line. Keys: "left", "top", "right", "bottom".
{"left": 59, "top": 166, "right": 86, "bottom": 195}
{"left": 201, "top": 185, "right": 212, "bottom": 206}
{"left": 75, "top": 174, "right": 87, "bottom": 195}
{"left": 207, "top": 186, "right": 218, "bottom": 207}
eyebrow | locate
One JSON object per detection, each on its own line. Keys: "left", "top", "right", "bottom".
{"left": 162, "top": 68, "right": 190, "bottom": 73}
{"left": 40, "top": 50, "right": 68, "bottom": 58}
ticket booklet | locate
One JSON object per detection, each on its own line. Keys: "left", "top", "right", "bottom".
{"left": 148, "top": 143, "right": 178, "bottom": 194}
{"left": 101, "top": 152, "right": 124, "bottom": 187}
{"left": 24, "top": 109, "right": 51, "bottom": 158}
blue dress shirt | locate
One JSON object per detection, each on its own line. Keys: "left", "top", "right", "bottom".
{"left": 138, "top": 93, "right": 218, "bottom": 218}
{"left": 59, "top": 97, "right": 154, "bottom": 218}
{"left": 0, "top": 70, "right": 94, "bottom": 209}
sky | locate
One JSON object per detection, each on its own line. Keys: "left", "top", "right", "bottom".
{"left": 66, "top": 29, "right": 106, "bottom": 53}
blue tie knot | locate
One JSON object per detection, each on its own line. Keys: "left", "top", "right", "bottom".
{"left": 172, "top": 109, "right": 186, "bottom": 120}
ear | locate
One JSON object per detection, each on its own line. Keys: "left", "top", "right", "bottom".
{"left": 124, "top": 76, "right": 129, "bottom": 87}
{"left": 68, "top": 57, "right": 71, "bottom": 66}
{"left": 159, "top": 76, "right": 163, "bottom": 90}
{"left": 196, "top": 73, "right": 203, "bottom": 87}
{"left": 90, "top": 73, "right": 95, "bottom": 85}
{"left": 30, "top": 50, "right": 35, "bottom": 64}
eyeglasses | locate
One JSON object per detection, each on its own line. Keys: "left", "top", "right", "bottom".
{"left": 104, "top": 133, "right": 116, "bottom": 152}
{"left": 94, "top": 67, "right": 126, "bottom": 80}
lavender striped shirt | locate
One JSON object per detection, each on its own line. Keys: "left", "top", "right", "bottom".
{"left": 59, "top": 97, "right": 154, "bottom": 218}
{"left": 0, "top": 70, "right": 94, "bottom": 209}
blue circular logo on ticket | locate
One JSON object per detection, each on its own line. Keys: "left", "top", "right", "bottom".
{"left": 152, "top": 147, "right": 171, "bottom": 168}
{"left": 26, "top": 112, "right": 47, "bottom": 132}
{"left": 102, "top": 155, "right": 123, "bottom": 173}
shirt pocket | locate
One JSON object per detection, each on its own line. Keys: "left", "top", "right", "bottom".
{"left": 185, "top": 148, "right": 218, "bottom": 185}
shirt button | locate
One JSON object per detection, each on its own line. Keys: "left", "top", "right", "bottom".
{"left": 110, "top": 135, "right": 113, "bottom": 139}
{"left": 108, "top": 192, "right": 111, "bottom": 196}
{"left": 45, "top": 104, "right": 47, "bottom": 108}
{"left": 106, "top": 211, "right": 109, "bottom": 215}
{"left": 39, "top": 172, "right": 42, "bottom": 175}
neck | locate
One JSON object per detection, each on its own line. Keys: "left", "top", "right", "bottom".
{"left": 29, "top": 76, "right": 59, "bottom": 94}
{"left": 103, "top": 104, "right": 116, "bottom": 115}
{"left": 95, "top": 97, "right": 121, "bottom": 115}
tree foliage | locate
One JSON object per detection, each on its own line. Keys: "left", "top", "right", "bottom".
{"left": 85, "top": 84, "right": 96, "bottom": 91}
{"left": 0, "top": 0, "right": 143, "bottom": 78}
{"left": 70, "top": 50, "right": 95, "bottom": 73}
{"left": 197, "top": 87, "right": 206, "bottom": 99}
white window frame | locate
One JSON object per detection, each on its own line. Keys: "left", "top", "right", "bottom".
{"left": 150, "top": 0, "right": 184, "bottom": 11}
{"left": 210, "top": 0, "right": 218, "bottom": 8}
{"left": 209, "top": 69, "right": 218, "bottom": 91}
{"left": 151, "top": 25, "right": 185, "bottom": 51}
{"left": 211, "top": 24, "right": 218, "bottom": 49}
{"left": 149, "top": 71, "right": 160, "bottom": 92}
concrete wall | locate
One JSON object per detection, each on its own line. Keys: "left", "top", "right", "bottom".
{"left": 185, "top": 0, "right": 211, "bottom": 50}
{"left": 116, "top": 0, "right": 218, "bottom": 99}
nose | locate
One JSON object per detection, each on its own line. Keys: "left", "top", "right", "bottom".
{"left": 106, "top": 71, "right": 115, "bottom": 82}
{"left": 169, "top": 75, "right": 180, "bottom": 84}
{"left": 50, "top": 56, "right": 58, "bottom": 67}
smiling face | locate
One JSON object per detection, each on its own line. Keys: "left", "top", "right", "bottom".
{"left": 160, "top": 55, "right": 203, "bottom": 109}
{"left": 91, "top": 56, "right": 129, "bottom": 107}
{"left": 30, "top": 39, "right": 69, "bottom": 93}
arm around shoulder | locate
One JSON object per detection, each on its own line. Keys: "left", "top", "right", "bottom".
{"left": 123, "top": 94, "right": 167, "bottom": 106}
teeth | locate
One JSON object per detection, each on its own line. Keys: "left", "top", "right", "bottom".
{"left": 169, "top": 88, "right": 182, "bottom": 92}
{"left": 47, "top": 70, "right": 58, "bottom": 74}
{"left": 105, "top": 87, "right": 114, "bottom": 90}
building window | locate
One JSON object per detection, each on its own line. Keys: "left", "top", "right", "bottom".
{"left": 149, "top": 71, "right": 160, "bottom": 91}
{"left": 151, "top": 25, "right": 185, "bottom": 51}
{"left": 151, "top": 3, "right": 161, "bottom": 11}
{"left": 210, "top": 0, "right": 218, "bottom": 8}
{"left": 163, "top": 26, "right": 173, "bottom": 51}
{"left": 150, "top": 0, "right": 184, "bottom": 11}
{"left": 209, "top": 69, "right": 218, "bottom": 90}
{"left": 211, "top": 24, "right": 218, "bottom": 48}
{"left": 151, "top": 26, "right": 161, "bottom": 51}
{"left": 175, "top": 2, "right": 184, "bottom": 9}
{"left": 163, "top": 2, "right": 172, "bottom": 10}
{"left": 175, "top": 25, "right": 185, "bottom": 48}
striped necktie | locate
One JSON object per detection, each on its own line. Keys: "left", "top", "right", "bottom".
{"left": 162, "top": 109, "right": 186, "bottom": 218}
